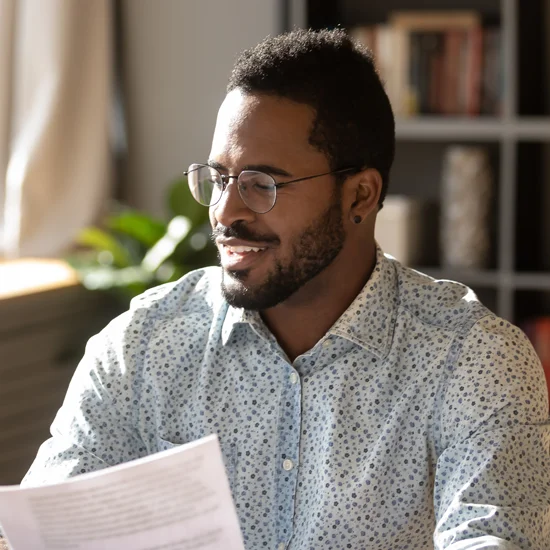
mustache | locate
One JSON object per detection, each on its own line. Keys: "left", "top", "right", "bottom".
{"left": 211, "top": 222, "right": 280, "bottom": 245}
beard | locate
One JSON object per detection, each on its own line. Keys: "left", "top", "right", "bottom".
{"left": 217, "top": 189, "right": 346, "bottom": 310}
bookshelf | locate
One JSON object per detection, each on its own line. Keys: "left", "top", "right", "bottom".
{"left": 287, "top": 0, "right": 550, "bottom": 328}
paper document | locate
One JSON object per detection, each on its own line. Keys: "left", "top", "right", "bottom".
{"left": 0, "top": 435, "right": 245, "bottom": 550}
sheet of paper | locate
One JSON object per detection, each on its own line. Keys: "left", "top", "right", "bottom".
{"left": 0, "top": 434, "right": 245, "bottom": 550}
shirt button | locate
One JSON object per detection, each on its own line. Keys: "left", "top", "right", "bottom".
{"left": 322, "top": 339, "right": 332, "bottom": 348}
{"left": 289, "top": 372, "right": 299, "bottom": 384}
{"left": 278, "top": 543, "right": 286, "bottom": 550}
{"left": 282, "top": 459, "right": 294, "bottom": 471}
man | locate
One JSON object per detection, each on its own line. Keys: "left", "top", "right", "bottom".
{"left": 21, "top": 29, "right": 550, "bottom": 549}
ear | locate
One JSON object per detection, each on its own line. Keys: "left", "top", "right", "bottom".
{"left": 343, "top": 168, "right": 383, "bottom": 223}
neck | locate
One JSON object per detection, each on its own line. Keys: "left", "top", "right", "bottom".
{"left": 260, "top": 241, "right": 377, "bottom": 362}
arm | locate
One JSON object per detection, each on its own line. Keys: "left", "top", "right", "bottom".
{"left": 22, "top": 306, "right": 152, "bottom": 487}
{"left": 433, "top": 315, "right": 550, "bottom": 549}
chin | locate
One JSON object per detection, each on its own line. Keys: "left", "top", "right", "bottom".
{"left": 221, "top": 269, "right": 288, "bottom": 310}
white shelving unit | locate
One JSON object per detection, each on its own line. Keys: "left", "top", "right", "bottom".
{"left": 288, "top": 0, "right": 550, "bottom": 323}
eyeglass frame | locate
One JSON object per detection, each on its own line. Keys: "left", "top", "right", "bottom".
{"left": 183, "top": 163, "right": 361, "bottom": 214}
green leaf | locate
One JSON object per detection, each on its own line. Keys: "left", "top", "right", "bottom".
{"left": 141, "top": 216, "right": 193, "bottom": 273}
{"left": 76, "top": 228, "right": 132, "bottom": 268}
{"left": 167, "top": 176, "right": 209, "bottom": 226}
{"left": 106, "top": 211, "right": 167, "bottom": 248}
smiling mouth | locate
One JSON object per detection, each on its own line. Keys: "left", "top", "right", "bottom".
{"left": 225, "top": 245, "right": 266, "bottom": 253}
{"left": 219, "top": 244, "right": 269, "bottom": 271}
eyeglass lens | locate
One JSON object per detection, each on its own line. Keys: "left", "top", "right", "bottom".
{"left": 187, "top": 164, "right": 277, "bottom": 214}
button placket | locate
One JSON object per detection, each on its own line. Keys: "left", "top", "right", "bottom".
{"left": 275, "top": 366, "right": 302, "bottom": 548}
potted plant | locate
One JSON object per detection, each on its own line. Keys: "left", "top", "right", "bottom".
{"left": 67, "top": 175, "right": 217, "bottom": 305}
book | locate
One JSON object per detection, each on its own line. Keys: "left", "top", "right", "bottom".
{"left": 375, "top": 196, "right": 424, "bottom": 266}
{"left": 350, "top": 10, "right": 501, "bottom": 118}
{"left": 464, "top": 26, "right": 484, "bottom": 116}
{"left": 408, "top": 31, "right": 422, "bottom": 116}
{"left": 428, "top": 33, "right": 445, "bottom": 114}
{"left": 389, "top": 10, "right": 481, "bottom": 30}
{"left": 481, "top": 27, "right": 503, "bottom": 115}
{"left": 0, "top": 435, "right": 245, "bottom": 550}
{"left": 441, "top": 30, "right": 463, "bottom": 115}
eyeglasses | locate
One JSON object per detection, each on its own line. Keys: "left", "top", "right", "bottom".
{"left": 184, "top": 163, "right": 359, "bottom": 214}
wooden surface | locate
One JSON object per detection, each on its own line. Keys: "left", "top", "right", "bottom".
{"left": 0, "top": 258, "right": 79, "bottom": 300}
{"left": 0, "top": 259, "right": 121, "bottom": 484}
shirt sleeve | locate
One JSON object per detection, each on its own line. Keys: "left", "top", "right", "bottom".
{"left": 21, "top": 306, "right": 153, "bottom": 487}
{"left": 433, "top": 315, "right": 550, "bottom": 550}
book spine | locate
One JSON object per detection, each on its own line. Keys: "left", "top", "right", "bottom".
{"left": 465, "top": 26, "right": 483, "bottom": 116}
{"left": 494, "top": 28, "right": 503, "bottom": 116}
{"left": 408, "top": 31, "right": 421, "bottom": 116}
{"left": 482, "top": 27, "right": 502, "bottom": 116}
{"left": 418, "top": 32, "right": 432, "bottom": 114}
{"left": 428, "top": 33, "right": 444, "bottom": 114}
{"left": 392, "top": 27, "right": 408, "bottom": 117}
{"left": 442, "top": 30, "right": 462, "bottom": 115}
{"left": 457, "top": 30, "right": 470, "bottom": 114}
{"left": 375, "top": 25, "right": 395, "bottom": 111}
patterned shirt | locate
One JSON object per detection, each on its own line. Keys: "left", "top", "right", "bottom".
{"left": 22, "top": 248, "right": 550, "bottom": 549}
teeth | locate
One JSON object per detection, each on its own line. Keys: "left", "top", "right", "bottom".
{"left": 225, "top": 245, "right": 264, "bottom": 253}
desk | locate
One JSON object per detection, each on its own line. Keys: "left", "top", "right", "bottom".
{"left": 0, "top": 259, "right": 120, "bottom": 484}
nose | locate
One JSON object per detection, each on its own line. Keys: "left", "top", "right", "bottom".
{"left": 210, "top": 177, "right": 256, "bottom": 228}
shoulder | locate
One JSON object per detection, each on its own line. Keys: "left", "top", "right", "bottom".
{"left": 437, "top": 311, "right": 548, "bottom": 447}
{"left": 129, "top": 265, "right": 224, "bottom": 319}
{"left": 389, "top": 256, "right": 489, "bottom": 332}
{"left": 86, "top": 266, "right": 225, "bottom": 368}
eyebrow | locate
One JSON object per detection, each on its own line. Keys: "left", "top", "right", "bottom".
{"left": 207, "top": 160, "right": 292, "bottom": 178}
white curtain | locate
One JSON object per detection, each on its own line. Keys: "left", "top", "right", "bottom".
{"left": 0, "top": 0, "right": 112, "bottom": 258}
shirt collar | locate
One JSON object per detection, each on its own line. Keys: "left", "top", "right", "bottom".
{"left": 221, "top": 246, "right": 398, "bottom": 358}
{"left": 221, "top": 300, "right": 268, "bottom": 345}
{"left": 327, "top": 245, "right": 398, "bottom": 359}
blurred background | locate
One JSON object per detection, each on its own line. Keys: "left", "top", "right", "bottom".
{"left": 0, "top": 0, "right": 549, "bottom": 483}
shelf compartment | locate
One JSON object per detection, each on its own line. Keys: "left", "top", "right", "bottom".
{"left": 515, "top": 142, "right": 550, "bottom": 272}
{"left": 389, "top": 140, "right": 500, "bottom": 269}
{"left": 471, "top": 286, "right": 498, "bottom": 313}
{"left": 515, "top": 290, "right": 550, "bottom": 327}
{"left": 517, "top": 0, "right": 550, "bottom": 116}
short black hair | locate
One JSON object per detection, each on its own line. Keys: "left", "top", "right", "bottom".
{"left": 228, "top": 28, "right": 395, "bottom": 207}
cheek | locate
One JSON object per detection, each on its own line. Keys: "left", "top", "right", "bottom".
{"left": 268, "top": 216, "right": 304, "bottom": 254}
{"left": 209, "top": 207, "right": 217, "bottom": 228}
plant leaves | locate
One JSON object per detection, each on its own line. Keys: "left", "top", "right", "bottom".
{"left": 76, "top": 228, "right": 132, "bottom": 268}
{"left": 167, "top": 176, "right": 209, "bottom": 227}
{"left": 106, "top": 211, "right": 167, "bottom": 248}
{"left": 141, "top": 216, "right": 192, "bottom": 273}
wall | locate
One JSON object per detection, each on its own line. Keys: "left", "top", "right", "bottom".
{"left": 120, "top": 0, "right": 280, "bottom": 217}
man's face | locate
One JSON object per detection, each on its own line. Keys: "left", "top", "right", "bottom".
{"left": 209, "top": 89, "right": 346, "bottom": 310}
